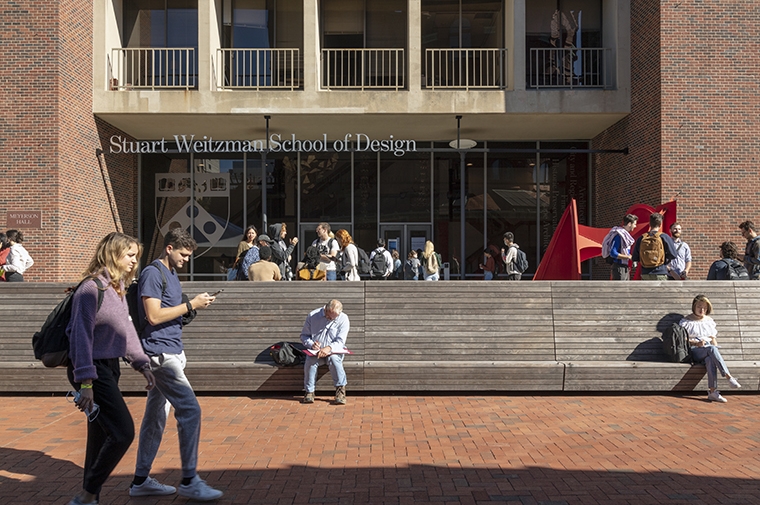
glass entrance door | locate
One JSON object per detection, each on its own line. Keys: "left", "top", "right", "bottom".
{"left": 379, "top": 223, "right": 432, "bottom": 279}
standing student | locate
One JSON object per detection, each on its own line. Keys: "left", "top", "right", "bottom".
{"left": 269, "top": 223, "right": 298, "bottom": 280}
{"left": 631, "top": 213, "right": 678, "bottom": 280}
{"left": 601, "top": 214, "right": 637, "bottom": 280}
{"left": 667, "top": 222, "right": 692, "bottom": 280}
{"left": 66, "top": 232, "right": 155, "bottom": 505}
{"left": 479, "top": 249, "right": 496, "bottom": 280}
{"left": 130, "top": 228, "right": 222, "bottom": 501}
{"left": 0, "top": 232, "right": 10, "bottom": 281}
{"left": 336, "top": 229, "right": 360, "bottom": 281}
{"left": 312, "top": 223, "right": 340, "bottom": 280}
{"left": 501, "top": 232, "right": 522, "bottom": 281}
{"left": 421, "top": 241, "right": 440, "bottom": 281}
{"left": 3, "top": 229, "right": 34, "bottom": 282}
{"left": 739, "top": 220, "right": 760, "bottom": 280}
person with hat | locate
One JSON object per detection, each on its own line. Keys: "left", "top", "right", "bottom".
{"left": 238, "top": 233, "right": 274, "bottom": 280}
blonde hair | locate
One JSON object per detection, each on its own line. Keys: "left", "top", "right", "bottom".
{"left": 83, "top": 232, "right": 142, "bottom": 295}
{"left": 691, "top": 294, "right": 713, "bottom": 316}
{"left": 423, "top": 240, "right": 435, "bottom": 258}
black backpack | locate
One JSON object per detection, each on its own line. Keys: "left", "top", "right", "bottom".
{"left": 723, "top": 259, "right": 749, "bottom": 280}
{"left": 269, "top": 341, "right": 306, "bottom": 366}
{"left": 126, "top": 262, "right": 196, "bottom": 335}
{"left": 355, "top": 246, "right": 371, "bottom": 275}
{"left": 301, "top": 245, "right": 321, "bottom": 270}
{"left": 512, "top": 247, "right": 529, "bottom": 274}
{"left": 662, "top": 322, "right": 692, "bottom": 364}
{"left": 370, "top": 248, "right": 389, "bottom": 278}
{"left": 32, "top": 277, "right": 104, "bottom": 368}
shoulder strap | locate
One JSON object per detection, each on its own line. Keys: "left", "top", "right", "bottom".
{"left": 82, "top": 276, "right": 106, "bottom": 312}
{"left": 146, "top": 260, "right": 168, "bottom": 297}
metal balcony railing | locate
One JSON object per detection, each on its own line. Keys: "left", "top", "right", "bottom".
{"left": 321, "top": 48, "right": 405, "bottom": 90}
{"left": 424, "top": 48, "right": 507, "bottom": 90}
{"left": 110, "top": 48, "right": 197, "bottom": 90}
{"left": 217, "top": 48, "right": 302, "bottom": 90}
{"left": 528, "top": 48, "right": 608, "bottom": 89}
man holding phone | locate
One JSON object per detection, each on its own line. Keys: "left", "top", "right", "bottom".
{"left": 129, "top": 228, "right": 223, "bottom": 501}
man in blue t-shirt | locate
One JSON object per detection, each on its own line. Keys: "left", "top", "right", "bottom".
{"left": 129, "top": 228, "right": 222, "bottom": 501}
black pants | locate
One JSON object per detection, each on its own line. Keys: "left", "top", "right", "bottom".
{"left": 5, "top": 272, "right": 23, "bottom": 282}
{"left": 67, "top": 358, "right": 135, "bottom": 496}
{"left": 611, "top": 264, "right": 630, "bottom": 280}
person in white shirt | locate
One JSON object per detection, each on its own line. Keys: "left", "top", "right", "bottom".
{"left": 312, "top": 223, "right": 340, "bottom": 281}
{"left": 3, "top": 229, "right": 34, "bottom": 282}
{"left": 679, "top": 294, "right": 741, "bottom": 403}
{"left": 667, "top": 222, "right": 692, "bottom": 280}
{"left": 335, "top": 229, "right": 360, "bottom": 281}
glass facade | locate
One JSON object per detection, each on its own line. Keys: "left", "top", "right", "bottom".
{"left": 139, "top": 141, "right": 590, "bottom": 280}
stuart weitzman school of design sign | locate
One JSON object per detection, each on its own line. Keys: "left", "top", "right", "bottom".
{"left": 109, "top": 133, "right": 417, "bottom": 157}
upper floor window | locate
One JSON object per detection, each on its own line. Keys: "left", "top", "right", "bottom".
{"left": 124, "top": 0, "right": 198, "bottom": 49}
{"left": 321, "top": 0, "right": 406, "bottom": 50}
{"left": 222, "top": 0, "right": 303, "bottom": 49}
{"left": 421, "top": 0, "right": 505, "bottom": 89}
{"left": 526, "top": 0, "right": 604, "bottom": 88}
{"left": 421, "top": 0, "right": 504, "bottom": 50}
{"left": 320, "top": 0, "right": 407, "bottom": 89}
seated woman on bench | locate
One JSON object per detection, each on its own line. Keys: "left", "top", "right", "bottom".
{"left": 679, "top": 294, "right": 741, "bottom": 403}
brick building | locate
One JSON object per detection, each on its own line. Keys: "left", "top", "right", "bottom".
{"left": 1, "top": 1, "right": 757, "bottom": 282}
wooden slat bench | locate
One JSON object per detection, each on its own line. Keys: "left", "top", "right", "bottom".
{"left": 2, "top": 280, "right": 759, "bottom": 393}
{"left": 554, "top": 281, "right": 760, "bottom": 391}
{"left": 363, "top": 281, "right": 564, "bottom": 391}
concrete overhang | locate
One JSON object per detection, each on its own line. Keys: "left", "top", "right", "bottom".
{"left": 96, "top": 110, "right": 629, "bottom": 143}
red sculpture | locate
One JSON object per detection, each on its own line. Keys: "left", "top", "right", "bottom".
{"left": 533, "top": 199, "right": 677, "bottom": 280}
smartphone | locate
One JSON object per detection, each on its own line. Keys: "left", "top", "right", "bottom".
{"left": 210, "top": 289, "right": 224, "bottom": 297}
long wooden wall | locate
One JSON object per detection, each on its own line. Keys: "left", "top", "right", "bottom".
{"left": 2, "top": 281, "right": 759, "bottom": 393}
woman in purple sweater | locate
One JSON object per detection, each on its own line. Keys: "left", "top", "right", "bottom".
{"left": 66, "top": 232, "right": 155, "bottom": 505}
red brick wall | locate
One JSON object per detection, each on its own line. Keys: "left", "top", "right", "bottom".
{"left": 1, "top": 1, "right": 137, "bottom": 282}
{"left": 591, "top": 0, "right": 662, "bottom": 278}
{"left": 593, "top": 0, "right": 760, "bottom": 280}
{"left": 659, "top": 0, "right": 760, "bottom": 279}
{"left": 592, "top": 0, "right": 661, "bottom": 229}
{"left": 0, "top": 2, "right": 60, "bottom": 281}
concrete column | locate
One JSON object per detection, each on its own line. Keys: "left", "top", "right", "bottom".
{"left": 302, "top": 0, "right": 318, "bottom": 92}
{"left": 197, "top": 0, "right": 212, "bottom": 91}
{"left": 511, "top": 0, "right": 526, "bottom": 91}
{"left": 408, "top": 0, "right": 422, "bottom": 92}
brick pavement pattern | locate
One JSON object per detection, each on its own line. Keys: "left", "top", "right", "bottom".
{"left": 1, "top": 394, "right": 760, "bottom": 504}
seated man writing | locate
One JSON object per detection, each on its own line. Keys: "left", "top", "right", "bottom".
{"left": 300, "top": 299, "right": 350, "bottom": 405}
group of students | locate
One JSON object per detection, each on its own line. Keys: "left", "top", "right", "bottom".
{"left": 604, "top": 213, "right": 760, "bottom": 281}
{"left": 229, "top": 222, "right": 445, "bottom": 281}
{"left": 0, "top": 229, "right": 34, "bottom": 282}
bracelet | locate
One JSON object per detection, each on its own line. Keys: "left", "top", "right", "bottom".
{"left": 185, "top": 301, "right": 193, "bottom": 313}
{"left": 80, "top": 383, "right": 93, "bottom": 389}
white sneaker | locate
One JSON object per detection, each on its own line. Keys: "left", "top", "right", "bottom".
{"left": 179, "top": 475, "right": 223, "bottom": 501}
{"left": 129, "top": 476, "right": 177, "bottom": 497}
{"left": 708, "top": 391, "right": 728, "bottom": 403}
{"left": 728, "top": 377, "right": 742, "bottom": 389}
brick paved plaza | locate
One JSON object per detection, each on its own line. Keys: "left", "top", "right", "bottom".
{"left": 1, "top": 393, "right": 759, "bottom": 504}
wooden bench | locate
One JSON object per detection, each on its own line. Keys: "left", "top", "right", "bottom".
{"left": 1, "top": 280, "right": 758, "bottom": 393}
{"left": 362, "top": 281, "right": 564, "bottom": 391}
{"left": 554, "top": 281, "right": 760, "bottom": 391}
